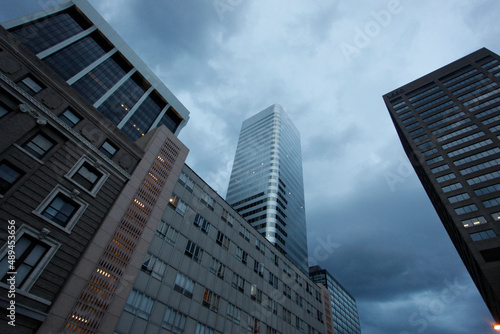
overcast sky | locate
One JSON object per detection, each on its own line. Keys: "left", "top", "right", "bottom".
{"left": 2, "top": 0, "right": 500, "bottom": 333}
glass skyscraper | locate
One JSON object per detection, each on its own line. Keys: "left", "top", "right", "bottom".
{"left": 2, "top": 0, "right": 190, "bottom": 141}
{"left": 384, "top": 47, "right": 500, "bottom": 324}
{"left": 226, "top": 104, "right": 309, "bottom": 273}
{"left": 309, "top": 266, "right": 362, "bottom": 334}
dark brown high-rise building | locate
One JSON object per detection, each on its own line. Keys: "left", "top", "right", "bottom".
{"left": 384, "top": 48, "right": 500, "bottom": 324}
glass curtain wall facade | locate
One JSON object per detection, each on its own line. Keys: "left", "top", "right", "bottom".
{"left": 309, "top": 266, "right": 362, "bottom": 334}
{"left": 384, "top": 47, "right": 500, "bottom": 324}
{"left": 226, "top": 104, "right": 308, "bottom": 273}
{"left": 2, "top": 0, "right": 189, "bottom": 141}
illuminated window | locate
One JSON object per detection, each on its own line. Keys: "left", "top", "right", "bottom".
{"left": 461, "top": 216, "right": 487, "bottom": 228}
{"left": 169, "top": 194, "right": 187, "bottom": 216}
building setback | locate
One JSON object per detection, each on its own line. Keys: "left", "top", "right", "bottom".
{"left": 114, "top": 164, "right": 325, "bottom": 334}
{"left": 384, "top": 47, "right": 500, "bottom": 324}
{"left": 2, "top": 0, "right": 190, "bottom": 141}
{"left": 309, "top": 266, "right": 362, "bottom": 334}
{"left": 226, "top": 104, "right": 309, "bottom": 274}
{"left": 0, "top": 23, "right": 188, "bottom": 333}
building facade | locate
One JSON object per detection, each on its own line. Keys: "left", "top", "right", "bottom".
{"left": 309, "top": 266, "right": 362, "bottom": 334}
{"left": 0, "top": 23, "right": 188, "bottom": 333}
{"left": 384, "top": 47, "right": 500, "bottom": 324}
{"left": 2, "top": 0, "right": 190, "bottom": 141}
{"left": 226, "top": 104, "right": 309, "bottom": 274}
{"left": 114, "top": 164, "right": 325, "bottom": 334}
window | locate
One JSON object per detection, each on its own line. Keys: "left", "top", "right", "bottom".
{"left": 282, "top": 307, "right": 291, "bottom": 324}
{"left": 209, "top": 257, "right": 226, "bottom": 279}
{"left": 492, "top": 212, "right": 500, "bottom": 221}
{"left": 216, "top": 231, "right": 230, "bottom": 250}
{"left": 235, "top": 246, "right": 248, "bottom": 265}
{"left": 174, "top": 272, "right": 195, "bottom": 298}
{"left": 184, "top": 240, "right": 203, "bottom": 262}
{"left": 125, "top": 289, "right": 154, "bottom": 319}
{"left": 231, "top": 273, "right": 245, "bottom": 292}
{"left": 202, "top": 289, "right": 220, "bottom": 312}
{"left": 142, "top": 253, "right": 167, "bottom": 280}
{"left": 455, "top": 204, "right": 478, "bottom": 215}
{"left": 283, "top": 262, "right": 292, "bottom": 277}
{"left": 248, "top": 316, "right": 260, "bottom": 333}
{"left": 71, "top": 162, "right": 103, "bottom": 191}
{"left": 195, "top": 322, "right": 215, "bottom": 334}
{"left": 200, "top": 191, "right": 214, "bottom": 210}
{"left": 296, "top": 317, "right": 304, "bottom": 332}
{"left": 156, "top": 220, "right": 178, "bottom": 244}
{"left": 178, "top": 172, "right": 194, "bottom": 191}
{"left": 239, "top": 225, "right": 251, "bottom": 241}
{"left": 17, "top": 76, "right": 43, "bottom": 96}
{"left": 295, "top": 292, "right": 304, "bottom": 307}
{"left": 0, "top": 104, "right": 9, "bottom": 118}
{"left": 22, "top": 133, "right": 55, "bottom": 159}
{"left": 442, "top": 182, "right": 463, "bottom": 193}
{"left": 255, "top": 239, "right": 265, "bottom": 254}
{"left": 99, "top": 140, "right": 117, "bottom": 158}
{"left": 169, "top": 194, "right": 187, "bottom": 216}
{"left": 268, "top": 272, "right": 278, "bottom": 289}
{"left": 254, "top": 260, "right": 264, "bottom": 277}
{"left": 270, "top": 251, "right": 279, "bottom": 266}
{"left": 436, "top": 173, "right": 455, "bottom": 183}
{"left": 448, "top": 193, "right": 470, "bottom": 203}
{"left": 0, "top": 233, "right": 50, "bottom": 288}
{"left": 283, "top": 283, "right": 291, "bottom": 298}
{"left": 295, "top": 273, "right": 303, "bottom": 286}
{"left": 461, "top": 216, "right": 487, "bottom": 228}
{"left": 221, "top": 208, "right": 235, "bottom": 227}
{"left": 483, "top": 197, "right": 500, "bottom": 208}
{"left": 41, "top": 191, "right": 78, "bottom": 227}
{"left": 193, "top": 214, "right": 210, "bottom": 233}
{"left": 470, "top": 229, "right": 497, "bottom": 241}
{"left": 59, "top": 109, "right": 81, "bottom": 127}
{"left": 268, "top": 299, "right": 278, "bottom": 315}
{"left": 266, "top": 326, "right": 278, "bottom": 334}
{"left": 226, "top": 303, "right": 241, "bottom": 324}
{"left": 0, "top": 161, "right": 24, "bottom": 195}
{"left": 250, "top": 284, "right": 262, "bottom": 303}
{"left": 162, "top": 306, "right": 187, "bottom": 333}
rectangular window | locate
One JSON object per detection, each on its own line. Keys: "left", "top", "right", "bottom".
{"left": 184, "top": 240, "right": 203, "bottom": 262}
{"left": 475, "top": 184, "right": 500, "bottom": 196}
{"left": 216, "top": 231, "right": 230, "bottom": 250}
{"left": 195, "top": 323, "right": 215, "bottom": 334}
{"left": 436, "top": 172, "right": 455, "bottom": 183}
{"left": 448, "top": 193, "right": 470, "bottom": 203}
{"left": 0, "top": 161, "right": 24, "bottom": 195}
{"left": 248, "top": 316, "right": 261, "bottom": 333}
{"left": 231, "top": 272, "right": 245, "bottom": 292}
{"left": 162, "top": 306, "right": 187, "bottom": 332}
{"left": 235, "top": 247, "right": 248, "bottom": 265}
{"left": 239, "top": 225, "right": 251, "bottom": 241}
{"left": 125, "top": 289, "right": 154, "bottom": 319}
{"left": 250, "top": 284, "right": 262, "bottom": 303}
{"left": 23, "top": 133, "right": 55, "bottom": 159}
{"left": 455, "top": 204, "right": 478, "bottom": 215}
{"left": 461, "top": 216, "right": 487, "bottom": 228}
{"left": 169, "top": 195, "right": 187, "bottom": 216}
{"left": 283, "top": 283, "right": 291, "bottom": 298}
{"left": 0, "top": 104, "right": 9, "bottom": 118}
{"left": 178, "top": 172, "right": 194, "bottom": 192}
{"left": 470, "top": 229, "right": 497, "bottom": 241}
{"left": 42, "top": 193, "right": 78, "bottom": 226}
{"left": 200, "top": 191, "right": 215, "bottom": 210}
{"left": 282, "top": 307, "right": 291, "bottom": 324}
{"left": 254, "top": 260, "right": 264, "bottom": 277}
{"left": 142, "top": 253, "right": 167, "bottom": 280}
{"left": 156, "top": 220, "right": 178, "bottom": 244}
{"left": 99, "top": 140, "right": 117, "bottom": 158}
{"left": 268, "top": 272, "right": 278, "bottom": 289}
{"left": 18, "top": 76, "right": 43, "bottom": 96}
{"left": 0, "top": 234, "right": 49, "bottom": 288}
{"left": 442, "top": 182, "right": 463, "bottom": 193}
{"left": 59, "top": 109, "right": 81, "bottom": 127}
{"left": 482, "top": 197, "right": 500, "bottom": 208}
{"left": 193, "top": 214, "right": 210, "bottom": 233}
{"left": 209, "top": 257, "right": 226, "bottom": 279}
{"left": 226, "top": 303, "right": 241, "bottom": 324}
{"left": 202, "top": 289, "right": 220, "bottom": 312}
{"left": 174, "top": 272, "right": 195, "bottom": 298}
{"left": 71, "top": 162, "right": 103, "bottom": 191}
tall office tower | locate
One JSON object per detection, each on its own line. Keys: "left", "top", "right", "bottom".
{"left": 309, "top": 266, "right": 362, "bottom": 334}
{"left": 226, "top": 104, "right": 309, "bottom": 273}
{"left": 384, "top": 47, "right": 500, "bottom": 324}
{"left": 2, "top": 0, "right": 190, "bottom": 141}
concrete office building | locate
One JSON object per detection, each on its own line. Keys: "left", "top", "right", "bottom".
{"left": 2, "top": 0, "right": 190, "bottom": 141}
{"left": 226, "top": 104, "right": 309, "bottom": 274}
{"left": 114, "top": 164, "right": 326, "bottom": 334}
{"left": 0, "top": 24, "right": 188, "bottom": 333}
{"left": 384, "top": 48, "right": 500, "bottom": 324}
{"left": 310, "top": 266, "right": 362, "bottom": 334}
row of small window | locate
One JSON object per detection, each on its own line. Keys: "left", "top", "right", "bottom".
{"left": 463, "top": 87, "right": 500, "bottom": 107}
{"left": 469, "top": 95, "right": 500, "bottom": 112}
{"left": 457, "top": 82, "right": 497, "bottom": 102}
{"left": 442, "top": 68, "right": 478, "bottom": 86}
{"left": 428, "top": 145, "right": 499, "bottom": 167}
{"left": 452, "top": 78, "right": 491, "bottom": 97}
{"left": 455, "top": 197, "right": 500, "bottom": 215}
{"left": 476, "top": 105, "right": 500, "bottom": 120}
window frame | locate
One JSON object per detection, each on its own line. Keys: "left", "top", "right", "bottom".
{"left": 17, "top": 75, "right": 44, "bottom": 96}
{"left": 65, "top": 156, "right": 109, "bottom": 196}
{"left": 0, "top": 226, "right": 59, "bottom": 293}
{"left": 0, "top": 160, "right": 25, "bottom": 197}
{"left": 20, "top": 132, "right": 56, "bottom": 161}
{"left": 32, "top": 185, "right": 89, "bottom": 233}
{"left": 59, "top": 108, "right": 81, "bottom": 128}
{"left": 98, "top": 139, "right": 118, "bottom": 159}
